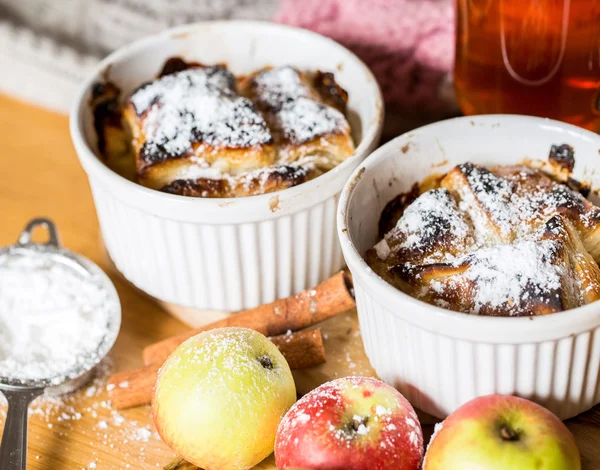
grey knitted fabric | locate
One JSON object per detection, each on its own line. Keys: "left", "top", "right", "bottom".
{"left": 0, "top": 0, "right": 279, "bottom": 112}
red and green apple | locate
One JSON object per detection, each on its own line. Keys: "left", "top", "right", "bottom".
{"left": 424, "top": 394, "right": 581, "bottom": 470}
{"left": 275, "top": 376, "right": 423, "bottom": 470}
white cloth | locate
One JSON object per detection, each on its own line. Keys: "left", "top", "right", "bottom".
{"left": 0, "top": 0, "right": 278, "bottom": 113}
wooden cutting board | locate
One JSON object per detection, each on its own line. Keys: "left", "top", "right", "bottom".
{"left": 1, "top": 94, "right": 600, "bottom": 469}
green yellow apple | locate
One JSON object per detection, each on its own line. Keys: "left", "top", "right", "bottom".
{"left": 424, "top": 394, "right": 581, "bottom": 470}
{"left": 152, "top": 327, "right": 297, "bottom": 470}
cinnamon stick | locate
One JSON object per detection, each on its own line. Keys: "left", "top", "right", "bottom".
{"left": 143, "top": 271, "right": 354, "bottom": 366}
{"left": 269, "top": 328, "right": 326, "bottom": 369}
{"left": 108, "top": 329, "right": 326, "bottom": 410}
{"left": 108, "top": 363, "right": 160, "bottom": 410}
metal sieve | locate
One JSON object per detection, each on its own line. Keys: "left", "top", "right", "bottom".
{"left": 0, "top": 218, "right": 121, "bottom": 470}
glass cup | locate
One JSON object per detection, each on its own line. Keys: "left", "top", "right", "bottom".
{"left": 455, "top": 0, "right": 600, "bottom": 132}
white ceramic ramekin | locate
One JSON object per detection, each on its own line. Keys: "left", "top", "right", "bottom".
{"left": 70, "top": 21, "right": 383, "bottom": 313}
{"left": 338, "top": 115, "right": 600, "bottom": 420}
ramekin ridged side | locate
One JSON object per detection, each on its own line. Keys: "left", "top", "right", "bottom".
{"left": 353, "top": 274, "right": 600, "bottom": 420}
{"left": 338, "top": 115, "right": 600, "bottom": 420}
{"left": 89, "top": 181, "right": 344, "bottom": 311}
{"left": 70, "top": 21, "right": 383, "bottom": 313}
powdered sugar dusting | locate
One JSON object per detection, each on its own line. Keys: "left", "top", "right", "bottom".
{"left": 250, "top": 66, "right": 311, "bottom": 109}
{"left": 371, "top": 162, "right": 600, "bottom": 316}
{"left": 158, "top": 328, "right": 291, "bottom": 399}
{"left": 252, "top": 67, "right": 350, "bottom": 145}
{"left": 374, "top": 239, "right": 391, "bottom": 260}
{"left": 459, "top": 163, "right": 514, "bottom": 239}
{"left": 277, "top": 98, "right": 349, "bottom": 145}
{"left": 130, "top": 67, "right": 272, "bottom": 162}
{"left": 458, "top": 164, "right": 600, "bottom": 243}
{"left": 391, "top": 189, "right": 471, "bottom": 258}
{"left": 466, "top": 239, "right": 562, "bottom": 313}
{"left": 423, "top": 238, "right": 564, "bottom": 315}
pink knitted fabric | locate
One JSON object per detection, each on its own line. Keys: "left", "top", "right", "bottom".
{"left": 275, "top": 0, "right": 455, "bottom": 114}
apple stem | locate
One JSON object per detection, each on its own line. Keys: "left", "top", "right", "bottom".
{"left": 499, "top": 425, "right": 519, "bottom": 441}
{"left": 164, "top": 456, "right": 187, "bottom": 470}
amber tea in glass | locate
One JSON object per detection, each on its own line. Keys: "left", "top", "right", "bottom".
{"left": 455, "top": 0, "right": 600, "bottom": 132}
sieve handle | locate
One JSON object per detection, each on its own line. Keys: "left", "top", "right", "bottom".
{"left": 16, "top": 218, "right": 61, "bottom": 248}
{"left": 0, "top": 387, "right": 44, "bottom": 470}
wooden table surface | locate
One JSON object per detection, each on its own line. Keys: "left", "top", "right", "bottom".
{"left": 1, "top": 94, "right": 600, "bottom": 469}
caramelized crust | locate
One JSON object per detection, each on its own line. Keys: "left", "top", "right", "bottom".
{"left": 381, "top": 189, "right": 473, "bottom": 266}
{"left": 90, "top": 82, "right": 136, "bottom": 180}
{"left": 162, "top": 178, "right": 232, "bottom": 198}
{"left": 313, "top": 71, "right": 349, "bottom": 113}
{"left": 160, "top": 162, "right": 321, "bottom": 198}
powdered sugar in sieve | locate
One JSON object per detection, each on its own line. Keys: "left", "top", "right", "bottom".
{"left": 0, "top": 218, "right": 121, "bottom": 470}
{"left": 0, "top": 219, "right": 120, "bottom": 387}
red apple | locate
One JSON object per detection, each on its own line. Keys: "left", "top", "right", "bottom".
{"left": 275, "top": 376, "right": 423, "bottom": 470}
{"left": 424, "top": 394, "right": 581, "bottom": 470}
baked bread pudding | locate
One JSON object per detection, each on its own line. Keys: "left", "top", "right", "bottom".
{"left": 91, "top": 58, "right": 355, "bottom": 197}
{"left": 367, "top": 151, "right": 600, "bottom": 316}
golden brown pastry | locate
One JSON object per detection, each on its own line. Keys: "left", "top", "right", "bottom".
{"left": 368, "top": 161, "right": 600, "bottom": 317}
{"left": 409, "top": 215, "right": 600, "bottom": 316}
{"left": 491, "top": 164, "right": 600, "bottom": 262}
{"left": 92, "top": 60, "right": 354, "bottom": 198}
{"left": 441, "top": 163, "right": 515, "bottom": 245}
{"left": 124, "top": 65, "right": 276, "bottom": 190}
{"left": 242, "top": 66, "right": 355, "bottom": 168}
{"left": 366, "top": 188, "right": 474, "bottom": 272}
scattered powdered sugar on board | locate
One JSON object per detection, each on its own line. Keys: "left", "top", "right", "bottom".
{"left": 0, "top": 358, "right": 169, "bottom": 468}
{"left": 130, "top": 67, "right": 272, "bottom": 162}
{"left": 252, "top": 67, "right": 350, "bottom": 145}
{"left": 0, "top": 253, "right": 113, "bottom": 383}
